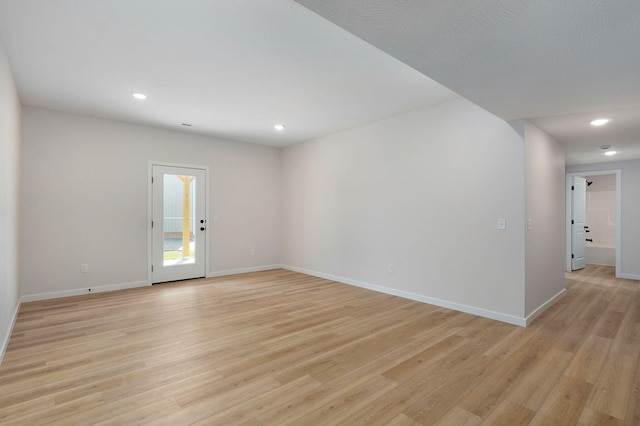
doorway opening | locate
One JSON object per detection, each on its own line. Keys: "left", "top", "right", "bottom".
{"left": 149, "top": 162, "right": 209, "bottom": 284}
{"left": 566, "top": 170, "right": 621, "bottom": 276}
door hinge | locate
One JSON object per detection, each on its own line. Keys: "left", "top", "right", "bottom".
{"left": 571, "top": 220, "right": 574, "bottom": 224}
{"left": 571, "top": 254, "right": 574, "bottom": 259}
{"left": 151, "top": 176, "right": 154, "bottom": 184}
{"left": 151, "top": 265, "right": 154, "bottom": 272}
{"left": 151, "top": 220, "right": 154, "bottom": 228}
{"left": 571, "top": 185, "right": 574, "bottom": 190}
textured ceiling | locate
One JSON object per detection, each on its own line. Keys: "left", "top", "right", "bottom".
{"left": 1, "top": 0, "right": 639, "bottom": 164}
{"left": 0, "top": 0, "right": 456, "bottom": 147}
{"left": 296, "top": 0, "right": 640, "bottom": 165}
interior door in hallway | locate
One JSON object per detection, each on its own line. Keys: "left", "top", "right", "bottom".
{"left": 152, "top": 165, "right": 206, "bottom": 283}
{"left": 571, "top": 176, "right": 587, "bottom": 270}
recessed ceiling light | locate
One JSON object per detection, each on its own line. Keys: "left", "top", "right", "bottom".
{"left": 274, "top": 124, "right": 285, "bottom": 131}
{"left": 132, "top": 92, "right": 147, "bottom": 100}
{"left": 604, "top": 151, "right": 618, "bottom": 156}
{"left": 590, "top": 118, "right": 609, "bottom": 126}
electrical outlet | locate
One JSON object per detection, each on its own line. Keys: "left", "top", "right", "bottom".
{"left": 250, "top": 249, "right": 256, "bottom": 257}
{"left": 81, "top": 264, "right": 89, "bottom": 273}
{"left": 388, "top": 263, "right": 395, "bottom": 273}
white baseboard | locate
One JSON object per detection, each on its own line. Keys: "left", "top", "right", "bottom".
{"left": 618, "top": 272, "right": 640, "bottom": 281}
{"left": 207, "top": 264, "right": 283, "bottom": 278}
{"left": 21, "top": 280, "right": 150, "bottom": 303}
{"left": 282, "top": 265, "right": 527, "bottom": 327}
{"left": 0, "top": 301, "right": 21, "bottom": 366}
{"left": 20, "top": 266, "right": 286, "bottom": 302}
{"left": 525, "top": 288, "right": 567, "bottom": 326}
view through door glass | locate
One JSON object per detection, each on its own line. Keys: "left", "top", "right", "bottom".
{"left": 163, "top": 174, "right": 196, "bottom": 266}
{"left": 152, "top": 165, "right": 206, "bottom": 283}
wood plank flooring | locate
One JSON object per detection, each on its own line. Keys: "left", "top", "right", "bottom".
{"left": 0, "top": 265, "right": 638, "bottom": 425}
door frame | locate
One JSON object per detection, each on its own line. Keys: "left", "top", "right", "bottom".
{"left": 570, "top": 176, "right": 587, "bottom": 271}
{"left": 148, "top": 161, "right": 210, "bottom": 284}
{"left": 565, "top": 170, "right": 621, "bottom": 276}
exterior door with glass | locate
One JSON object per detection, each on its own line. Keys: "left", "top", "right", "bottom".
{"left": 152, "top": 165, "right": 206, "bottom": 283}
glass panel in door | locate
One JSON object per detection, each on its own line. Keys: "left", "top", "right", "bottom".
{"left": 152, "top": 165, "right": 206, "bottom": 283}
{"left": 163, "top": 174, "right": 196, "bottom": 266}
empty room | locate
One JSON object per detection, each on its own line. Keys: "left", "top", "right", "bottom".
{"left": 1, "top": 1, "right": 640, "bottom": 424}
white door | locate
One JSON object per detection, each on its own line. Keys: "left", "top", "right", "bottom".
{"left": 152, "top": 165, "right": 207, "bottom": 283}
{"left": 571, "top": 176, "right": 587, "bottom": 270}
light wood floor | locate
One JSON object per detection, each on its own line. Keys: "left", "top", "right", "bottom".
{"left": 0, "top": 265, "right": 638, "bottom": 425}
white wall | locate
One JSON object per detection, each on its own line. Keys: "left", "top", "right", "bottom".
{"left": 0, "top": 39, "right": 21, "bottom": 361}
{"left": 15, "top": 97, "right": 572, "bottom": 327}
{"left": 518, "top": 121, "right": 566, "bottom": 318}
{"left": 585, "top": 175, "right": 616, "bottom": 266}
{"left": 282, "top": 98, "right": 527, "bottom": 323}
{"left": 585, "top": 174, "right": 616, "bottom": 248}
{"left": 20, "top": 107, "right": 282, "bottom": 298}
{"left": 567, "top": 160, "right": 640, "bottom": 279}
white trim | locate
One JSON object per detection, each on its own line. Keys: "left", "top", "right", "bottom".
{"left": 282, "top": 265, "right": 527, "bottom": 327}
{"left": 565, "top": 175, "right": 573, "bottom": 271}
{"left": 21, "top": 280, "right": 150, "bottom": 303}
{"left": 19, "top": 266, "right": 282, "bottom": 303}
{"left": 148, "top": 161, "right": 210, "bottom": 284}
{"left": 148, "top": 162, "right": 153, "bottom": 285}
{"left": 0, "top": 301, "right": 21, "bottom": 366}
{"left": 207, "top": 264, "right": 283, "bottom": 278}
{"left": 618, "top": 273, "right": 640, "bottom": 281}
{"left": 565, "top": 170, "right": 621, "bottom": 276}
{"left": 615, "top": 170, "right": 623, "bottom": 278}
{"left": 525, "top": 288, "right": 567, "bottom": 326}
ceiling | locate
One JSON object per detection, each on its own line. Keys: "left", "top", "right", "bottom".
{"left": 0, "top": 0, "right": 456, "bottom": 147}
{"left": 296, "top": 0, "right": 640, "bottom": 165}
{"left": 1, "top": 0, "right": 639, "bottom": 165}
